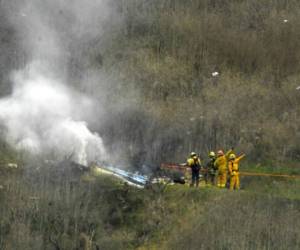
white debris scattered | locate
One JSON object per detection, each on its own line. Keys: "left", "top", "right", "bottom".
{"left": 212, "top": 71, "right": 219, "bottom": 77}
{"left": 190, "top": 117, "right": 195, "bottom": 122}
{"left": 283, "top": 19, "right": 288, "bottom": 23}
{"left": 296, "top": 86, "right": 300, "bottom": 90}
{"left": 7, "top": 163, "right": 18, "bottom": 169}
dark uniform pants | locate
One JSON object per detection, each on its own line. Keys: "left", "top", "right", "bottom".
{"left": 191, "top": 169, "right": 200, "bottom": 187}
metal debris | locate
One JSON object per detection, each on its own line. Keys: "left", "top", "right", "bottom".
{"left": 212, "top": 72, "right": 219, "bottom": 77}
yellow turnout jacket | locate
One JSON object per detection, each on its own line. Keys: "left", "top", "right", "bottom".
{"left": 228, "top": 154, "right": 245, "bottom": 175}
{"left": 214, "top": 150, "right": 233, "bottom": 174}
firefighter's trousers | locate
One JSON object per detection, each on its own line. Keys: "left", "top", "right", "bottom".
{"left": 229, "top": 173, "right": 240, "bottom": 190}
{"left": 191, "top": 169, "right": 200, "bottom": 187}
{"left": 217, "top": 172, "right": 227, "bottom": 188}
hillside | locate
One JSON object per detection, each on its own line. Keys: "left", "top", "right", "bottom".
{"left": 0, "top": 1, "right": 300, "bottom": 249}
{"left": 95, "top": 0, "right": 300, "bottom": 166}
{"left": 0, "top": 167, "right": 299, "bottom": 249}
{"left": 0, "top": 0, "right": 300, "bottom": 167}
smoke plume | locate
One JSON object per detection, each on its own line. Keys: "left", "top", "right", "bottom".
{"left": 0, "top": 0, "right": 114, "bottom": 165}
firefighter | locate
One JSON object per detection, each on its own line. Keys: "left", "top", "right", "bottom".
{"left": 204, "top": 151, "right": 217, "bottom": 186}
{"left": 228, "top": 153, "right": 245, "bottom": 190}
{"left": 187, "top": 152, "right": 201, "bottom": 187}
{"left": 214, "top": 149, "right": 233, "bottom": 188}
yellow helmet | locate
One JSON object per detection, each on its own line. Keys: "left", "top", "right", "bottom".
{"left": 229, "top": 153, "right": 236, "bottom": 160}
{"left": 209, "top": 151, "right": 215, "bottom": 158}
{"left": 190, "top": 152, "right": 197, "bottom": 157}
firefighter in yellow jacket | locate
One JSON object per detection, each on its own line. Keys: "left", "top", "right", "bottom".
{"left": 214, "top": 149, "right": 233, "bottom": 188}
{"left": 228, "top": 153, "right": 245, "bottom": 190}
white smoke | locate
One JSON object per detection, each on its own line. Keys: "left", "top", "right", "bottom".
{"left": 0, "top": 0, "right": 115, "bottom": 165}
{"left": 0, "top": 63, "right": 106, "bottom": 165}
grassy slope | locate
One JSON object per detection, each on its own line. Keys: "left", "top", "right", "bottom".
{"left": 78, "top": 171, "right": 300, "bottom": 250}
{"left": 140, "top": 178, "right": 300, "bottom": 250}
{"left": 0, "top": 165, "right": 299, "bottom": 249}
